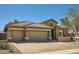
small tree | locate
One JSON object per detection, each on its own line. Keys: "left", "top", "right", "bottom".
{"left": 60, "top": 16, "right": 71, "bottom": 29}
{"left": 60, "top": 8, "right": 79, "bottom": 35}
{"left": 68, "top": 8, "right": 79, "bottom": 34}
{"left": 72, "top": 17, "right": 79, "bottom": 33}
{"left": 8, "top": 19, "right": 18, "bottom": 25}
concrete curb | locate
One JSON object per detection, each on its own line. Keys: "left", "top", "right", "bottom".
{"left": 38, "top": 49, "right": 79, "bottom": 54}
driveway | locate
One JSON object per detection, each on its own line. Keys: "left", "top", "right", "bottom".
{"left": 9, "top": 42, "right": 79, "bottom": 54}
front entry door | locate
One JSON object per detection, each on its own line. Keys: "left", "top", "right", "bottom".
{"left": 51, "top": 27, "right": 56, "bottom": 40}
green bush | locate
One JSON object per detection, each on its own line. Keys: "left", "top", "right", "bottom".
{"left": 9, "top": 48, "right": 14, "bottom": 53}
{"left": 0, "top": 40, "right": 9, "bottom": 49}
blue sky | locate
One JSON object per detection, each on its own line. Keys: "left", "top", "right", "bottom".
{"left": 0, "top": 4, "right": 79, "bottom": 30}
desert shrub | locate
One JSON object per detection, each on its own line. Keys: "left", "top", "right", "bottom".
{"left": 0, "top": 40, "right": 9, "bottom": 49}
{"left": 9, "top": 48, "right": 14, "bottom": 53}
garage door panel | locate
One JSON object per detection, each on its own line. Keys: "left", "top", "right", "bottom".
{"left": 29, "top": 31, "right": 48, "bottom": 41}
{"left": 12, "top": 31, "right": 24, "bottom": 41}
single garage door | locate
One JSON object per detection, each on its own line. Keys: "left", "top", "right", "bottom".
{"left": 12, "top": 31, "right": 24, "bottom": 41}
{"left": 29, "top": 31, "right": 49, "bottom": 41}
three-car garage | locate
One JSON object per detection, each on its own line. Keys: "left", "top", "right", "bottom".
{"left": 9, "top": 28, "right": 50, "bottom": 42}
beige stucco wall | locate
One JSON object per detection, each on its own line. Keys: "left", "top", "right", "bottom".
{"left": 58, "top": 36, "right": 71, "bottom": 42}
{"left": 9, "top": 27, "right": 25, "bottom": 30}
{"left": 7, "top": 31, "right": 11, "bottom": 38}
{"left": 6, "top": 27, "right": 12, "bottom": 40}
{"left": 27, "top": 27, "right": 51, "bottom": 31}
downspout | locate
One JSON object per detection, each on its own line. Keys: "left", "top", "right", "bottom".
{"left": 7, "top": 27, "right": 12, "bottom": 41}
{"left": 48, "top": 20, "right": 52, "bottom": 40}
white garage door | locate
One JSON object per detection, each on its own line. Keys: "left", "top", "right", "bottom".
{"left": 12, "top": 31, "right": 24, "bottom": 41}
{"left": 29, "top": 31, "right": 49, "bottom": 41}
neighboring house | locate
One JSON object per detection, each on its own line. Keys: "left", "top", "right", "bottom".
{"left": 4, "top": 21, "right": 53, "bottom": 41}
{"left": 0, "top": 31, "right": 6, "bottom": 40}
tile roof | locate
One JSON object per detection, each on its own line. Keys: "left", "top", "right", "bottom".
{"left": 4, "top": 20, "right": 53, "bottom": 31}
{"left": 7, "top": 21, "right": 33, "bottom": 27}
{"left": 4, "top": 21, "right": 33, "bottom": 31}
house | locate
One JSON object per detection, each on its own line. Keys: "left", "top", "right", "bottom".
{"left": 4, "top": 19, "right": 71, "bottom": 42}
{"left": 4, "top": 20, "right": 53, "bottom": 42}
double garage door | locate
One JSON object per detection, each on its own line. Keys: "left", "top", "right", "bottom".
{"left": 29, "top": 31, "right": 49, "bottom": 41}
{"left": 12, "top": 30, "right": 49, "bottom": 41}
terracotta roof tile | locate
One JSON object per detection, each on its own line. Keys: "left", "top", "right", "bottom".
{"left": 8, "top": 21, "right": 33, "bottom": 27}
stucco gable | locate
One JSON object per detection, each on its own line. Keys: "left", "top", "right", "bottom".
{"left": 40, "top": 19, "right": 58, "bottom": 26}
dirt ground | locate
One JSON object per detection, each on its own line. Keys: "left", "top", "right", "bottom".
{"left": 9, "top": 42, "right": 79, "bottom": 54}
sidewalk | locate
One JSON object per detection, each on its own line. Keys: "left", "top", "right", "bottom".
{"left": 39, "top": 49, "right": 79, "bottom": 54}
{"left": 0, "top": 50, "right": 10, "bottom": 54}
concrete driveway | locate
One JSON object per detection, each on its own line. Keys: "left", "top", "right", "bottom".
{"left": 9, "top": 42, "right": 79, "bottom": 54}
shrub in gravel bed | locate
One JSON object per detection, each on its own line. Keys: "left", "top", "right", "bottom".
{"left": 0, "top": 40, "right": 9, "bottom": 50}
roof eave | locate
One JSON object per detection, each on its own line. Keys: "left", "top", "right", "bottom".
{"left": 26, "top": 26, "right": 53, "bottom": 29}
